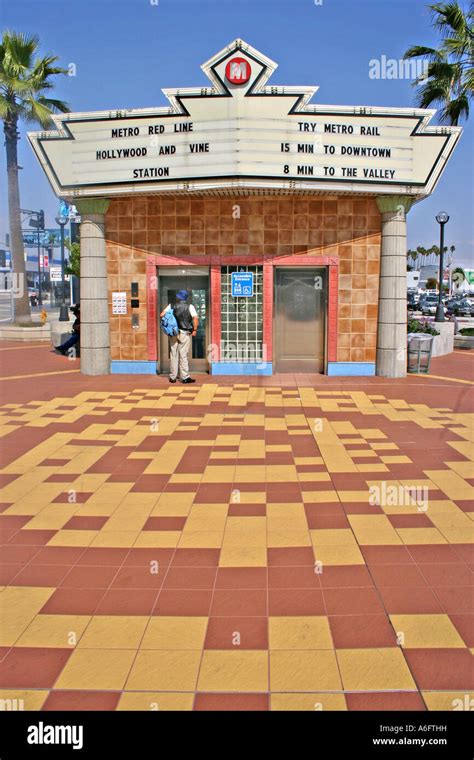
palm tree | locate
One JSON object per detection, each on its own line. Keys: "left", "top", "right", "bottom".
{"left": 404, "top": 2, "right": 473, "bottom": 124}
{"left": 0, "top": 31, "right": 69, "bottom": 323}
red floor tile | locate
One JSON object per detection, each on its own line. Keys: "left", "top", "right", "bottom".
{"left": 12, "top": 564, "right": 72, "bottom": 587}
{"left": 95, "top": 589, "right": 158, "bottom": 615}
{"left": 323, "top": 587, "right": 385, "bottom": 616}
{"left": 76, "top": 547, "right": 130, "bottom": 566}
{"left": 153, "top": 589, "right": 212, "bottom": 616}
{"left": 369, "top": 564, "right": 429, "bottom": 588}
{"left": 329, "top": 614, "right": 398, "bottom": 648}
{"left": 143, "top": 516, "right": 187, "bottom": 531}
{"left": 42, "top": 690, "right": 121, "bottom": 711}
{"left": 419, "top": 563, "right": 473, "bottom": 587}
{"left": 0, "top": 648, "right": 72, "bottom": 688}
{"left": 170, "top": 549, "right": 221, "bottom": 567}
{"left": 404, "top": 649, "right": 474, "bottom": 690}
{"left": 215, "top": 568, "right": 267, "bottom": 589}
{"left": 449, "top": 614, "right": 474, "bottom": 647}
{"left": 40, "top": 588, "right": 105, "bottom": 616}
{"left": 319, "top": 566, "right": 374, "bottom": 588}
{"left": 361, "top": 546, "right": 415, "bottom": 565}
{"left": 377, "top": 586, "right": 444, "bottom": 614}
{"left": 60, "top": 565, "right": 119, "bottom": 589}
{"left": 30, "top": 546, "right": 86, "bottom": 566}
{"left": 211, "top": 589, "right": 267, "bottom": 617}
{"left": 267, "top": 547, "right": 315, "bottom": 566}
{"left": 110, "top": 566, "right": 164, "bottom": 590}
{"left": 268, "top": 588, "right": 325, "bottom": 616}
{"left": 346, "top": 692, "right": 425, "bottom": 711}
{"left": 268, "top": 565, "right": 321, "bottom": 590}
{"left": 162, "top": 566, "right": 217, "bottom": 590}
{"left": 204, "top": 617, "right": 268, "bottom": 649}
{"left": 434, "top": 587, "right": 474, "bottom": 615}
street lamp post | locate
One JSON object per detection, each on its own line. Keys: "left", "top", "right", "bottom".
{"left": 435, "top": 212, "right": 449, "bottom": 322}
{"left": 55, "top": 214, "right": 69, "bottom": 321}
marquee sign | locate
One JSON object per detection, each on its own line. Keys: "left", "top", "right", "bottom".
{"left": 28, "top": 39, "right": 462, "bottom": 199}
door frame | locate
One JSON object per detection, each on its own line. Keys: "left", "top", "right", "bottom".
{"left": 146, "top": 253, "right": 339, "bottom": 374}
{"left": 155, "top": 265, "right": 210, "bottom": 375}
{"left": 273, "top": 266, "right": 328, "bottom": 374}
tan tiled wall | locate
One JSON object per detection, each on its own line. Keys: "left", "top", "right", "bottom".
{"left": 105, "top": 195, "right": 381, "bottom": 364}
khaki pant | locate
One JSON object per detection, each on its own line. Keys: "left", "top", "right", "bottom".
{"left": 169, "top": 331, "right": 191, "bottom": 380}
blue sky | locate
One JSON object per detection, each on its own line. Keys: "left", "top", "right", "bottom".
{"left": 1, "top": 0, "right": 473, "bottom": 266}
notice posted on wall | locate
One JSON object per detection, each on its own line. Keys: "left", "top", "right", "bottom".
{"left": 112, "top": 292, "right": 127, "bottom": 315}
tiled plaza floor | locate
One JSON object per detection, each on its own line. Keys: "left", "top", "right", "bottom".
{"left": 0, "top": 343, "right": 473, "bottom": 711}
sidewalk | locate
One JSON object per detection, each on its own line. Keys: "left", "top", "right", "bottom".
{"left": 0, "top": 343, "right": 472, "bottom": 710}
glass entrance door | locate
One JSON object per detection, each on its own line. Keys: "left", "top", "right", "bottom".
{"left": 274, "top": 268, "right": 326, "bottom": 373}
{"left": 158, "top": 268, "right": 209, "bottom": 374}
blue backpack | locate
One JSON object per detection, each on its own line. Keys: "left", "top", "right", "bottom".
{"left": 160, "top": 308, "right": 179, "bottom": 336}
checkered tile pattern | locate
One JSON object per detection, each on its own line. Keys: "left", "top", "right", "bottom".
{"left": 0, "top": 385, "right": 473, "bottom": 711}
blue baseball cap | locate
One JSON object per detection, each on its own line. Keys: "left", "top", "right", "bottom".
{"left": 175, "top": 289, "right": 189, "bottom": 301}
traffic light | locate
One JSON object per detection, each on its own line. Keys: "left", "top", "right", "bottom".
{"left": 38, "top": 210, "right": 45, "bottom": 230}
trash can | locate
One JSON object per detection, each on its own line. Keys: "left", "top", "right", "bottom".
{"left": 407, "top": 333, "right": 434, "bottom": 374}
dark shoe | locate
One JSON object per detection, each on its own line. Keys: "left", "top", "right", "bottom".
{"left": 181, "top": 377, "right": 196, "bottom": 384}
{"left": 169, "top": 377, "right": 177, "bottom": 383}
{"left": 56, "top": 347, "right": 66, "bottom": 355}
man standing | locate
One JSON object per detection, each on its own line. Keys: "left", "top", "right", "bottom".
{"left": 160, "top": 289, "right": 198, "bottom": 383}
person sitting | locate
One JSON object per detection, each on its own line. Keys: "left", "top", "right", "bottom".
{"left": 57, "top": 305, "right": 80, "bottom": 356}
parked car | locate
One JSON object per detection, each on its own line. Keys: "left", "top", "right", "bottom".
{"left": 446, "top": 298, "right": 474, "bottom": 317}
{"left": 421, "top": 295, "right": 447, "bottom": 316}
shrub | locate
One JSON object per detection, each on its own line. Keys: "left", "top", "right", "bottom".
{"left": 407, "top": 318, "right": 439, "bottom": 336}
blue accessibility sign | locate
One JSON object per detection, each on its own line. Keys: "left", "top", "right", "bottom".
{"left": 231, "top": 271, "right": 254, "bottom": 297}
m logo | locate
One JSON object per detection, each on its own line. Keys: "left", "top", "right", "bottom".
{"left": 225, "top": 57, "right": 251, "bottom": 85}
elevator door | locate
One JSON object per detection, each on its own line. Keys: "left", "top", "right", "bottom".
{"left": 274, "top": 268, "right": 326, "bottom": 373}
{"left": 158, "top": 270, "right": 209, "bottom": 374}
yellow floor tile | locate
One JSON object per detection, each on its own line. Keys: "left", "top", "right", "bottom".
{"left": 271, "top": 693, "right": 347, "bottom": 711}
{"left": 55, "top": 649, "right": 137, "bottom": 690}
{"left": 140, "top": 617, "right": 208, "bottom": 650}
{"left": 134, "top": 531, "right": 182, "bottom": 548}
{"left": 177, "top": 530, "right": 224, "bottom": 548}
{"left": 270, "top": 650, "right": 341, "bottom": 691}
{"left": 310, "top": 529, "right": 357, "bottom": 547}
{"left": 125, "top": 650, "right": 201, "bottom": 691}
{"left": 47, "top": 530, "right": 98, "bottom": 547}
{"left": 269, "top": 617, "right": 333, "bottom": 650}
{"left": 396, "top": 528, "right": 447, "bottom": 545}
{"left": 313, "top": 544, "right": 365, "bottom": 565}
{"left": 117, "top": 692, "right": 194, "bottom": 711}
{"left": 337, "top": 648, "right": 417, "bottom": 691}
{"left": 222, "top": 517, "right": 266, "bottom": 546}
{"left": 422, "top": 691, "right": 474, "bottom": 711}
{"left": 184, "top": 504, "right": 228, "bottom": 531}
{"left": 0, "top": 587, "right": 55, "bottom": 646}
{"left": 219, "top": 545, "right": 267, "bottom": 567}
{"left": 78, "top": 616, "right": 148, "bottom": 649}
{"left": 17, "top": 615, "right": 91, "bottom": 648}
{"left": 90, "top": 530, "right": 140, "bottom": 548}
{"left": 302, "top": 490, "right": 340, "bottom": 503}
{"left": 267, "top": 530, "right": 311, "bottom": 547}
{"left": 197, "top": 650, "right": 268, "bottom": 692}
{"left": 390, "top": 615, "right": 466, "bottom": 648}
{"left": 0, "top": 690, "right": 49, "bottom": 711}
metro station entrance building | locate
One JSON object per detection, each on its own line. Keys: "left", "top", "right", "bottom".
{"left": 29, "top": 40, "right": 461, "bottom": 378}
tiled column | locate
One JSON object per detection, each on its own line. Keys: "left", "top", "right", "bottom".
{"left": 375, "top": 196, "right": 413, "bottom": 378}
{"left": 75, "top": 198, "right": 111, "bottom": 376}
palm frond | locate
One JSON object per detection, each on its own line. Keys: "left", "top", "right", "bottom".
{"left": 403, "top": 45, "right": 444, "bottom": 60}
